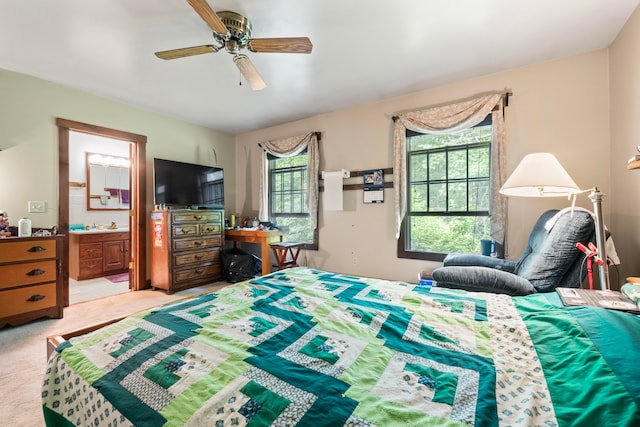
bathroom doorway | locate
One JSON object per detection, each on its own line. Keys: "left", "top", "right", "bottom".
{"left": 57, "top": 118, "right": 147, "bottom": 306}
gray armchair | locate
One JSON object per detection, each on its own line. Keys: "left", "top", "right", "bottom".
{"left": 431, "top": 209, "right": 596, "bottom": 295}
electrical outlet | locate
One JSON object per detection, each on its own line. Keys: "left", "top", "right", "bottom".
{"left": 28, "top": 201, "right": 46, "bottom": 213}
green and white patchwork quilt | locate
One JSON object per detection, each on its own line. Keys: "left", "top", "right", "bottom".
{"left": 43, "top": 268, "right": 640, "bottom": 426}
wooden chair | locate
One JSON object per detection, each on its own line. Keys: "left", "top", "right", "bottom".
{"left": 270, "top": 242, "right": 302, "bottom": 270}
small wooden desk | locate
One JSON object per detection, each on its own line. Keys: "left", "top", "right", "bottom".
{"left": 224, "top": 228, "right": 282, "bottom": 276}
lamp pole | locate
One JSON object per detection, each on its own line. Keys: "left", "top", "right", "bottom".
{"left": 588, "top": 188, "right": 609, "bottom": 290}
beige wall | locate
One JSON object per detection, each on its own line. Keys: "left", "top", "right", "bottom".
{"left": 610, "top": 5, "right": 640, "bottom": 280}
{"left": 2, "top": 35, "right": 630, "bottom": 286}
{"left": 0, "top": 68, "right": 236, "bottom": 277}
{"left": 0, "top": 68, "right": 236, "bottom": 229}
{"left": 235, "top": 50, "right": 611, "bottom": 283}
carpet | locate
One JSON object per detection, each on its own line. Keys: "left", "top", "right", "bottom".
{"left": 106, "top": 272, "right": 129, "bottom": 283}
{"left": 0, "top": 281, "right": 228, "bottom": 427}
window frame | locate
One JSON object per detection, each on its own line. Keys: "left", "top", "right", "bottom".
{"left": 267, "top": 150, "right": 318, "bottom": 250}
{"left": 398, "top": 116, "right": 492, "bottom": 261}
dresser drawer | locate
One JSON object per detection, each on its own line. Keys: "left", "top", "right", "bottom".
{"left": 174, "top": 264, "right": 220, "bottom": 284}
{"left": 79, "top": 258, "right": 103, "bottom": 276}
{"left": 174, "top": 249, "right": 219, "bottom": 267}
{"left": 200, "top": 223, "right": 222, "bottom": 235}
{"left": 0, "top": 239, "right": 57, "bottom": 263}
{"left": 173, "top": 236, "right": 222, "bottom": 252}
{"left": 0, "top": 260, "right": 57, "bottom": 290}
{"left": 172, "top": 224, "right": 198, "bottom": 237}
{"left": 79, "top": 243, "right": 103, "bottom": 259}
{"left": 171, "top": 211, "right": 222, "bottom": 223}
{"left": 0, "top": 282, "right": 57, "bottom": 318}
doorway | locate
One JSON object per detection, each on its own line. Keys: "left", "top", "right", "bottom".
{"left": 57, "top": 118, "right": 147, "bottom": 306}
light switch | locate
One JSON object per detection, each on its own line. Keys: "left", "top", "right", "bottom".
{"left": 28, "top": 201, "right": 46, "bottom": 213}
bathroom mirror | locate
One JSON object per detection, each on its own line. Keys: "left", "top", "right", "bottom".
{"left": 86, "top": 152, "right": 130, "bottom": 210}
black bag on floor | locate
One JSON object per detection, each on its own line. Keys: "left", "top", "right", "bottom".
{"left": 221, "top": 247, "right": 262, "bottom": 283}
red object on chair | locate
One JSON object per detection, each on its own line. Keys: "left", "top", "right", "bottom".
{"left": 587, "top": 242, "right": 605, "bottom": 266}
{"left": 576, "top": 242, "right": 605, "bottom": 290}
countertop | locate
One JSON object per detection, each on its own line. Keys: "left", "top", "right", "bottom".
{"left": 69, "top": 228, "right": 129, "bottom": 234}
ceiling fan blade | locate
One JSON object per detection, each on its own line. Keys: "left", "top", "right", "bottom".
{"left": 186, "top": 0, "right": 229, "bottom": 35}
{"left": 248, "top": 37, "right": 313, "bottom": 54}
{"left": 155, "top": 45, "right": 218, "bottom": 60}
{"left": 233, "top": 54, "right": 266, "bottom": 91}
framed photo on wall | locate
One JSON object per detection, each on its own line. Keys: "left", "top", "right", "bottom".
{"left": 363, "top": 169, "right": 384, "bottom": 203}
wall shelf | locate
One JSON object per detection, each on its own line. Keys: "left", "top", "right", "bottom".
{"left": 627, "top": 160, "right": 640, "bottom": 170}
{"left": 318, "top": 167, "right": 394, "bottom": 191}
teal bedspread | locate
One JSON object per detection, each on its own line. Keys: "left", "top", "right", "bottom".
{"left": 42, "top": 268, "right": 640, "bottom": 426}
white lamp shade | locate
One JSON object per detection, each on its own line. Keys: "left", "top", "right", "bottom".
{"left": 500, "top": 153, "right": 580, "bottom": 197}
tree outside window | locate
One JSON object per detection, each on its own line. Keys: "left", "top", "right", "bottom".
{"left": 401, "top": 117, "right": 492, "bottom": 261}
{"left": 268, "top": 150, "right": 317, "bottom": 249}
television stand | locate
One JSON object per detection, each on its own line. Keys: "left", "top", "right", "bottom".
{"left": 150, "top": 208, "right": 223, "bottom": 293}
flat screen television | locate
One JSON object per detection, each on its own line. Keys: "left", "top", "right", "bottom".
{"left": 153, "top": 158, "right": 224, "bottom": 209}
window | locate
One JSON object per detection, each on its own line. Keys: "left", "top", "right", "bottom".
{"left": 200, "top": 169, "right": 224, "bottom": 206}
{"left": 400, "top": 116, "right": 492, "bottom": 261}
{"left": 268, "top": 149, "right": 318, "bottom": 249}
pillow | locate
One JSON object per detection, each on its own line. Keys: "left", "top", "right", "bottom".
{"left": 621, "top": 282, "right": 640, "bottom": 308}
{"left": 516, "top": 210, "right": 594, "bottom": 292}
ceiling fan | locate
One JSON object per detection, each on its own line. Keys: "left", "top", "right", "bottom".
{"left": 155, "top": 0, "right": 313, "bottom": 91}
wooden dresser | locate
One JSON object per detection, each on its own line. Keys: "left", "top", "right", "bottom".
{"left": 69, "top": 231, "right": 130, "bottom": 280}
{"left": 150, "top": 209, "right": 223, "bottom": 293}
{"left": 0, "top": 236, "right": 63, "bottom": 328}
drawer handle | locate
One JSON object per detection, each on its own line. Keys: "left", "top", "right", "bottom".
{"left": 87, "top": 264, "right": 98, "bottom": 270}
{"left": 28, "top": 246, "right": 46, "bottom": 253}
{"left": 194, "top": 254, "right": 204, "bottom": 260}
{"left": 179, "top": 228, "right": 192, "bottom": 234}
{"left": 195, "top": 269, "right": 204, "bottom": 274}
{"left": 27, "top": 294, "right": 45, "bottom": 302}
{"left": 193, "top": 241, "right": 203, "bottom": 246}
{"left": 27, "top": 268, "right": 46, "bottom": 276}
{"left": 193, "top": 215, "right": 203, "bottom": 220}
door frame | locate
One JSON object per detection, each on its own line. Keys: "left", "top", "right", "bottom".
{"left": 57, "top": 118, "right": 147, "bottom": 306}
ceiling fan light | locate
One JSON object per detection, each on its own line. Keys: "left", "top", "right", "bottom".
{"left": 225, "top": 39, "right": 241, "bottom": 54}
{"left": 233, "top": 54, "right": 266, "bottom": 91}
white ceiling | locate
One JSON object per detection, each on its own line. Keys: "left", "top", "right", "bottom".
{"left": 1, "top": 0, "right": 639, "bottom": 135}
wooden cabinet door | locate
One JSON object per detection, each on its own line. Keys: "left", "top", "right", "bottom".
{"left": 103, "top": 240, "right": 125, "bottom": 272}
{"left": 124, "top": 239, "right": 130, "bottom": 269}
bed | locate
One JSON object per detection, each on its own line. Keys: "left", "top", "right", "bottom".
{"left": 42, "top": 267, "right": 640, "bottom": 426}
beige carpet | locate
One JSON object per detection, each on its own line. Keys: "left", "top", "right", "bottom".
{"left": 0, "top": 282, "right": 228, "bottom": 426}
{"left": 69, "top": 276, "right": 131, "bottom": 305}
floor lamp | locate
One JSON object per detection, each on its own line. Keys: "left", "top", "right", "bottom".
{"left": 499, "top": 152, "right": 610, "bottom": 290}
